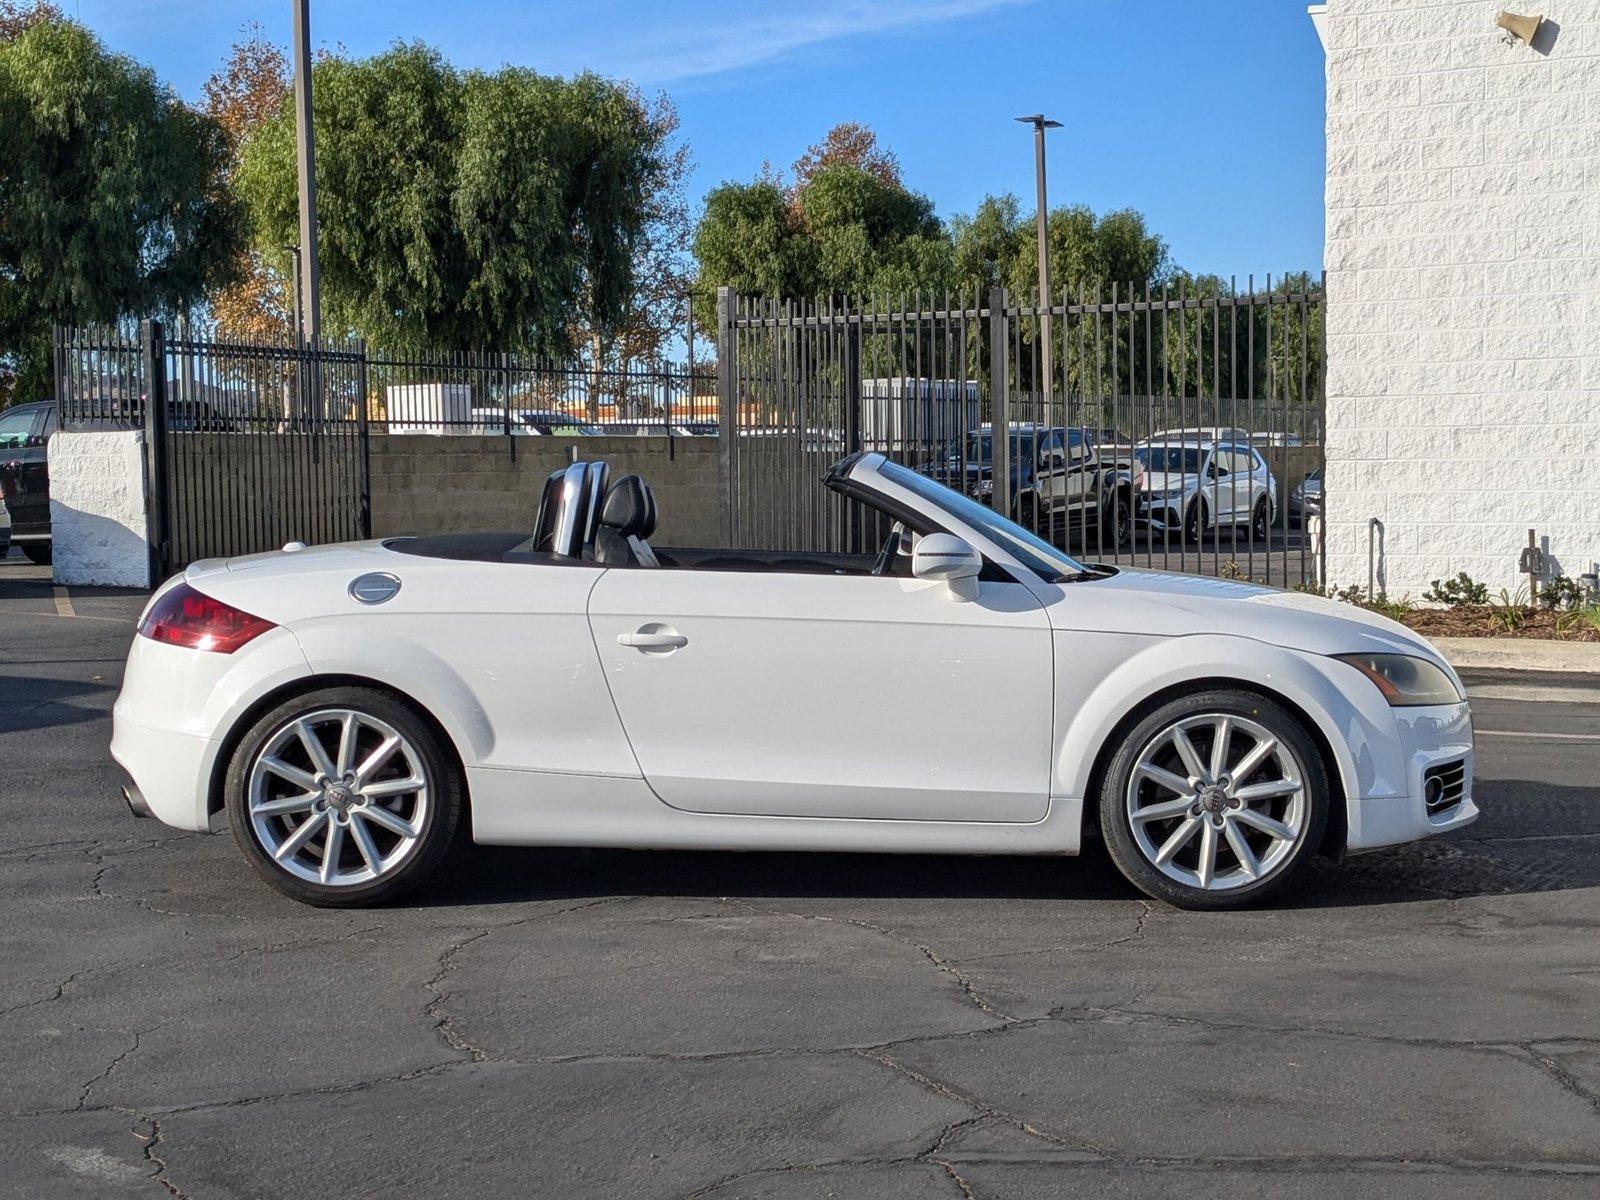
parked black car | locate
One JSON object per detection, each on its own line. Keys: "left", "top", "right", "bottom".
{"left": 0, "top": 401, "right": 54, "bottom": 565}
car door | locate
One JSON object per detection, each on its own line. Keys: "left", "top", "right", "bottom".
{"left": 588, "top": 564, "right": 1055, "bottom": 823}
{"left": 1033, "top": 429, "right": 1065, "bottom": 511}
{"left": 0, "top": 405, "right": 46, "bottom": 536}
{"left": 1206, "top": 446, "right": 1240, "bottom": 525}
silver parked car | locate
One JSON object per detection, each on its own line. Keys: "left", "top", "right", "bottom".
{"left": 1134, "top": 429, "right": 1278, "bottom": 543}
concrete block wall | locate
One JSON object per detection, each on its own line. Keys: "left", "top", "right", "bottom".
{"left": 49, "top": 431, "right": 151, "bottom": 587}
{"left": 1323, "top": 0, "right": 1600, "bottom": 597}
{"left": 369, "top": 435, "right": 723, "bottom": 547}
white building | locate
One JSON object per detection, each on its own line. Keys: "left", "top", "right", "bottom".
{"left": 1316, "top": 0, "right": 1600, "bottom": 597}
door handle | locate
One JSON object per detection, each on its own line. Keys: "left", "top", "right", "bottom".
{"left": 618, "top": 629, "right": 688, "bottom": 650}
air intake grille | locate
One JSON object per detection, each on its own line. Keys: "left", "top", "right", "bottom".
{"left": 1423, "top": 760, "right": 1467, "bottom": 812}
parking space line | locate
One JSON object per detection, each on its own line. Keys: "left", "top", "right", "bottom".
{"left": 1476, "top": 729, "right": 1600, "bottom": 742}
{"left": 52, "top": 586, "right": 75, "bottom": 618}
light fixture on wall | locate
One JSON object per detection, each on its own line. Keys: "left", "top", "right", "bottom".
{"left": 1495, "top": 10, "right": 1543, "bottom": 45}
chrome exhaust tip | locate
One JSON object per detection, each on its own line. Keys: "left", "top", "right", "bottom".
{"left": 121, "top": 783, "right": 152, "bottom": 819}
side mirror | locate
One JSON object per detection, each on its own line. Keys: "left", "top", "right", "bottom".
{"left": 912, "top": 532, "right": 982, "bottom": 602}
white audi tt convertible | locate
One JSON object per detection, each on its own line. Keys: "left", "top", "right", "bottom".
{"left": 112, "top": 453, "right": 1476, "bottom": 909}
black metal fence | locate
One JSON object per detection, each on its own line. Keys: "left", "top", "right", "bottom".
{"left": 54, "top": 322, "right": 713, "bottom": 576}
{"left": 714, "top": 278, "right": 1325, "bottom": 587}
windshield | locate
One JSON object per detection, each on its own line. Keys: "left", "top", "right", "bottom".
{"left": 962, "top": 430, "right": 1041, "bottom": 463}
{"left": 1135, "top": 445, "right": 1206, "bottom": 474}
{"left": 875, "top": 458, "right": 1087, "bottom": 582}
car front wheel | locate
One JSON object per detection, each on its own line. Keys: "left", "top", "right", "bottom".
{"left": 1249, "top": 497, "right": 1272, "bottom": 542}
{"left": 225, "top": 687, "right": 463, "bottom": 907}
{"left": 1098, "top": 689, "right": 1329, "bottom": 909}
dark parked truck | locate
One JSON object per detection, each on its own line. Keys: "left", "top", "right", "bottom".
{"left": 0, "top": 401, "right": 54, "bottom": 564}
{"left": 923, "top": 422, "right": 1142, "bottom": 551}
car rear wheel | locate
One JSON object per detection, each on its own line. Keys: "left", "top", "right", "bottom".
{"left": 20, "top": 542, "right": 51, "bottom": 565}
{"left": 1098, "top": 689, "right": 1329, "bottom": 910}
{"left": 225, "top": 687, "right": 463, "bottom": 907}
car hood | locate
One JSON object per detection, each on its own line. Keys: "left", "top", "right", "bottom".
{"left": 1043, "top": 568, "right": 1450, "bottom": 663}
{"left": 1139, "top": 470, "right": 1199, "bottom": 493}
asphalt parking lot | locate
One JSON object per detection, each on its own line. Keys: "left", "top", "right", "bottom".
{"left": 3, "top": 548, "right": 1598, "bottom": 1198}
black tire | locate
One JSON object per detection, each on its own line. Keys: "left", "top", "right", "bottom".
{"left": 21, "top": 542, "right": 51, "bottom": 565}
{"left": 1016, "top": 491, "right": 1040, "bottom": 534}
{"left": 1182, "top": 498, "right": 1207, "bottom": 545}
{"left": 1098, "top": 689, "right": 1330, "bottom": 910}
{"left": 1101, "top": 490, "right": 1133, "bottom": 551}
{"left": 225, "top": 686, "right": 464, "bottom": 907}
{"left": 1249, "top": 497, "right": 1271, "bottom": 543}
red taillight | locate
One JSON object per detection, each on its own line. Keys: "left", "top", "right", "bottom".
{"left": 138, "top": 582, "right": 275, "bottom": 653}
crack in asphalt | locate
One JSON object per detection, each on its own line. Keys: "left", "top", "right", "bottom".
{"left": 420, "top": 896, "right": 634, "bottom": 1064}
{"left": 134, "top": 1115, "right": 188, "bottom": 1199}
{"left": 423, "top": 930, "right": 493, "bottom": 1062}
{"left": 76, "top": 1027, "right": 152, "bottom": 1112}
{"left": 1522, "top": 1043, "right": 1600, "bottom": 1117}
{"left": 0, "top": 964, "right": 106, "bottom": 1020}
{"left": 959, "top": 898, "right": 1155, "bottom": 964}
{"left": 726, "top": 898, "right": 1020, "bottom": 1024}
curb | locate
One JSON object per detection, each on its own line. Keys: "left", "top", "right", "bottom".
{"left": 1431, "top": 636, "right": 1600, "bottom": 677}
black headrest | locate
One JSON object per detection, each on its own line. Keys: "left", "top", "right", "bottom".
{"left": 599, "top": 475, "right": 657, "bottom": 539}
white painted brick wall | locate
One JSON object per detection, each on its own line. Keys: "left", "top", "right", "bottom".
{"left": 50, "top": 431, "right": 152, "bottom": 587}
{"left": 1324, "top": 0, "right": 1600, "bottom": 597}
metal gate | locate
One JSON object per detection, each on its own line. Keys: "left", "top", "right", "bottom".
{"left": 55, "top": 320, "right": 368, "bottom": 579}
{"left": 714, "top": 278, "right": 1325, "bottom": 588}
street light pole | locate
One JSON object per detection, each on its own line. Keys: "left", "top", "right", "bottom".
{"left": 292, "top": 0, "right": 321, "bottom": 350}
{"left": 1015, "top": 115, "right": 1061, "bottom": 412}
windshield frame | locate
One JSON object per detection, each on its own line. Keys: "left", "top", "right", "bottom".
{"left": 848, "top": 454, "right": 1089, "bottom": 583}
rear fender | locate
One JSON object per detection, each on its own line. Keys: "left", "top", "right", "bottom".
{"left": 289, "top": 621, "right": 496, "bottom": 765}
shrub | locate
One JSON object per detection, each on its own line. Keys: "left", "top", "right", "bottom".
{"left": 1423, "top": 572, "right": 1489, "bottom": 607}
{"left": 1540, "top": 574, "right": 1585, "bottom": 612}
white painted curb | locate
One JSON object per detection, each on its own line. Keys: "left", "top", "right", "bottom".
{"left": 1432, "top": 636, "right": 1600, "bottom": 677}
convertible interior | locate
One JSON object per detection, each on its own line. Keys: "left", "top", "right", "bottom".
{"left": 386, "top": 459, "right": 922, "bottom": 577}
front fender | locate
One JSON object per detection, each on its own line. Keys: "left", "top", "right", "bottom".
{"left": 1054, "top": 633, "right": 1405, "bottom": 809}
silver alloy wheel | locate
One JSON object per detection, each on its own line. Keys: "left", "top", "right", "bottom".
{"left": 1125, "top": 712, "right": 1308, "bottom": 892}
{"left": 246, "top": 708, "right": 431, "bottom": 887}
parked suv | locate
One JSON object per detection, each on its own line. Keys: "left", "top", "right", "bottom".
{"left": 0, "top": 401, "right": 55, "bottom": 564}
{"left": 1134, "top": 429, "right": 1277, "bottom": 543}
{"left": 925, "top": 422, "right": 1142, "bottom": 549}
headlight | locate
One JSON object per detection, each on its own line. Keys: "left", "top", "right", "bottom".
{"left": 1333, "top": 654, "right": 1462, "bottom": 707}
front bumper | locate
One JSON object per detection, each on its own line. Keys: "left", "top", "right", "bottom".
{"left": 1138, "top": 496, "right": 1185, "bottom": 531}
{"left": 1343, "top": 702, "right": 1477, "bottom": 851}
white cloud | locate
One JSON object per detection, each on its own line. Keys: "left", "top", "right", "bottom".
{"left": 552, "top": 0, "right": 1034, "bottom": 84}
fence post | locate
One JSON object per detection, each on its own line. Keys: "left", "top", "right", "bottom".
{"left": 356, "top": 339, "right": 372, "bottom": 539}
{"left": 140, "top": 318, "right": 171, "bottom": 582}
{"left": 988, "top": 287, "right": 1011, "bottom": 516}
{"left": 716, "top": 286, "right": 736, "bottom": 547}
{"left": 843, "top": 306, "right": 863, "bottom": 551}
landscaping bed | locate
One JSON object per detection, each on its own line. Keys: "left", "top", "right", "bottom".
{"left": 1394, "top": 606, "right": 1600, "bottom": 642}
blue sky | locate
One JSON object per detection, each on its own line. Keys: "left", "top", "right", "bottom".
{"left": 72, "top": 0, "right": 1327, "bottom": 279}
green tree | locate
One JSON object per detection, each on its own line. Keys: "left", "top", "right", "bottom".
{"left": 690, "top": 124, "right": 952, "bottom": 332}
{"left": 0, "top": 12, "right": 241, "bottom": 404}
{"left": 235, "top": 42, "right": 678, "bottom": 368}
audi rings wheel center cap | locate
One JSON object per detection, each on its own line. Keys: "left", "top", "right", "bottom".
{"left": 324, "top": 781, "right": 357, "bottom": 812}
{"left": 1200, "top": 786, "right": 1230, "bottom": 814}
